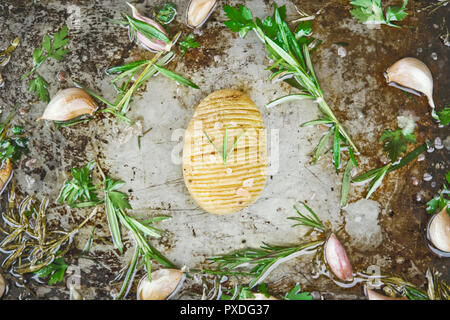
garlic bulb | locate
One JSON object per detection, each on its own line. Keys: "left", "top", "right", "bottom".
{"left": 385, "top": 57, "right": 435, "bottom": 110}
{"left": 0, "top": 273, "right": 5, "bottom": 298}
{"left": 324, "top": 233, "right": 354, "bottom": 282}
{"left": 428, "top": 208, "right": 450, "bottom": 253}
{"left": 187, "top": 0, "right": 217, "bottom": 28}
{"left": 137, "top": 269, "right": 184, "bottom": 300}
{"left": 243, "top": 293, "right": 278, "bottom": 300}
{"left": 366, "top": 288, "right": 407, "bottom": 300}
{"left": 38, "top": 88, "right": 97, "bottom": 121}
{"left": 127, "top": 2, "right": 172, "bottom": 52}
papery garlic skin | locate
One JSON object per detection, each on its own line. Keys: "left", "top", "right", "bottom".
{"left": 385, "top": 57, "right": 435, "bottom": 110}
{"left": 187, "top": 0, "right": 217, "bottom": 28}
{"left": 366, "top": 288, "right": 407, "bottom": 300}
{"left": 38, "top": 88, "right": 97, "bottom": 121}
{"left": 0, "top": 273, "right": 6, "bottom": 298}
{"left": 127, "top": 2, "right": 171, "bottom": 52}
{"left": 429, "top": 208, "right": 450, "bottom": 253}
{"left": 137, "top": 269, "right": 184, "bottom": 300}
{"left": 324, "top": 233, "right": 354, "bottom": 282}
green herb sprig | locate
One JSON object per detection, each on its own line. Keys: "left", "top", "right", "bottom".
{"left": 437, "top": 107, "right": 450, "bottom": 125}
{"left": 0, "top": 107, "right": 29, "bottom": 166}
{"left": 179, "top": 33, "right": 200, "bottom": 57}
{"left": 220, "top": 283, "right": 271, "bottom": 300}
{"left": 207, "top": 241, "right": 323, "bottom": 288}
{"left": 204, "top": 127, "right": 247, "bottom": 164}
{"left": 0, "top": 184, "right": 97, "bottom": 276}
{"left": 362, "top": 268, "right": 449, "bottom": 300}
{"left": 380, "top": 129, "right": 416, "bottom": 163}
{"left": 21, "top": 25, "right": 70, "bottom": 102}
{"left": 426, "top": 172, "right": 449, "bottom": 215}
{"left": 288, "top": 202, "right": 325, "bottom": 231}
{"left": 34, "top": 256, "right": 68, "bottom": 285}
{"left": 350, "top": 0, "right": 408, "bottom": 28}
{"left": 57, "top": 161, "right": 176, "bottom": 298}
{"left": 223, "top": 4, "right": 359, "bottom": 207}
{"left": 352, "top": 142, "right": 427, "bottom": 199}
{"left": 285, "top": 284, "right": 313, "bottom": 300}
{"left": 58, "top": 160, "right": 101, "bottom": 208}
{"left": 78, "top": 13, "right": 199, "bottom": 124}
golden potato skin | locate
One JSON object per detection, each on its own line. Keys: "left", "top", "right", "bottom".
{"left": 183, "top": 90, "right": 267, "bottom": 215}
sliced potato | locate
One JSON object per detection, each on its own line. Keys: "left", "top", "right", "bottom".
{"left": 183, "top": 90, "right": 267, "bottom": 214}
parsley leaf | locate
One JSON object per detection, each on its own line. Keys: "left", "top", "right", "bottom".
{"left": 28, "top": 74, "right": 50, "bottom": 103}
{"left": 284, "top": 284, "right": 313, "bottom": 300}
{"left": 380, "top": 129, "right": 416, "bottom": 163}
{"left": 179, "top": 33, "right": 200, "bottom": 57}
{"left": 22, "top": 25, "right": 70, "bottom": 102}
{"left": 437, "top": 107, "right": 450, "bottom": 125}
{"left": 350, "top": 0, "right": 408, "bottom": 28}
{"left": 426, "top": 172, "right": 450, "bottom": 215}
{"left": 0, "top": 111, "right": 29, "bottom": 165}
{"left": 58, "top": 160, "right": 100, "bottom": 208}
{"left": 223, "top": 4, "right": 256, "bottom": 38}
{"left": 45, "top": 25, "right": 70, "bottom": 60}
{"left": 34, "top": 257, "right": 68, "bottom": 285}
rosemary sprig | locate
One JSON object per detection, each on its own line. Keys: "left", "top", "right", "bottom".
{"left": 223, "top": 4, "right": 358, "bottom": 207}
{"left": 207, "top": 240, "right": 323, "bottom": 288}
{"left": 0, "top": 107, "right": 28, "bottom": 166}
{"left": 0, "top": 183, "right": 97, "bottom": 275}
{"left": 288, "top": 202, "right": 325, "bottom": 231}
{"left": 203, "top": 127, "right": 247, "bottom": 164}
{"left": 352, "top": 142, "right": 428, "bottom": 199}
{"left": 0, "top": 37, "right": 19, "bottom": 66}
{"left": 364, "top": 268, "right": 449, "bottom": 300}
{"left": 79, "top": 27, "right": 198, "bottom": 123}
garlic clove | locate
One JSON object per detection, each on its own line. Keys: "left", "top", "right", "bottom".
{"left": 385, "top": 57, "right": 435, "bottom": 110}
{"left": 137, "top": 269, "right": 184, "bottom": 300}
{"left": 0, "top": 159, "right": 13, "bottom": 195}
{"left": 187, "top": 0, "right": 217, "bottom": 28}
{"left": 324, "top": 233, "right": 354, "bottom": 282}
{"left": 366, "top": 288, "right": 407, "bottom": 300}
{"left": 428, "top": 207, "right": 450, "bottom": 253}
{"left": 0, "top": 273, "right": 6, "bottom": 298}
{"left": 38, "top": 88, "right": 97, "bottom": 122}
{"left": 127, "top": 2, "right": 172, "bottom": 52}
{"left": 243, "top": 293, "right": 278, "bottom": 300}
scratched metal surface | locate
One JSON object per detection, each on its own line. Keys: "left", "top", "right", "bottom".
{"left": 0, "top": 0, "right": 448, "bottom": 300}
